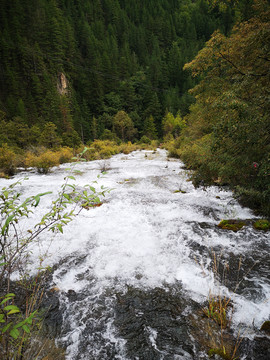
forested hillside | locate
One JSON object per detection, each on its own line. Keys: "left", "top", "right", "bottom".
{"left": 0, "top": 0, "right": 237, "bottom": 146}
{"left": 0, "top": 0, "right": 269, "bottom": 215}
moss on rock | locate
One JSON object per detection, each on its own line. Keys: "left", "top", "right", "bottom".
{"left": 218, "top": 219, "right": 246, "bottom": 232}
{"left": 253, "top": 219, "right": 270, "bottom": 231}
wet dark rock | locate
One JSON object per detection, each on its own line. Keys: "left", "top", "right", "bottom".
{"left": 41, "top": 290, "right": 63, "bottom": 338}
{"left": 260, "top": 320, "right": 270, "bottom": 335}
{"left": 252, "top": 336, "right": 270, "bottom": 359}
{"left": 198, "top": 207, "right": 216, "bottom": 220}
{"left": 114, "top": 286, "right": 197, "bottom": 359}
{"left": 67, "top": 289, "right": 77, "bottom": 301}
{"left": 240, "top": 336, "right": 270, "bottom": 360}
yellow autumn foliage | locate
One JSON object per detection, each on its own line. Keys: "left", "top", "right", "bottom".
{"left": 55, "top": 147, "right": 73, "bottom": 164}
{"left": 25, "top": 150, "right": 60, "bottom": 173}
{"left": 0, "top": 144, "right": 17, "bottom": 176}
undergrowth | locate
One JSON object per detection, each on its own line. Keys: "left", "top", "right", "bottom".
{"left": 0, "top": 140, "right": 158, "bottom": 177}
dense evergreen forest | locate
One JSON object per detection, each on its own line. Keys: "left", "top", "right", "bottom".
{"left": 0, "top": 0, "right": 237, "bottom": 145}
{"left": 0, "top": 0, "right": 269, "bottom": 215}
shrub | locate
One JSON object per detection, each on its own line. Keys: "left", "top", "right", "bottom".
{"left": 100, "top": 129, "right": 120, "bottom": 143}
{"left": 25, "top": 150, "right": 60, "bottom": 174}
{"left": 55, "top": 147, "right": 73, "bottom": 164}
{"left": 181, "top": 134, "right": 212, "bottom": 169}
{"left": 82, "top": 140, "right": 119, "bottom": 160}
{"left": 150, "top": 140, "right": 160, "bottom": 149}
{"left": 76, "top": 140, "right": 157, "bottom": 162}
{"left": 0, "top": 144, "right": 17, "bottom": 176}
{"left": 99, "top": 148, "right": 114, "bottom": 159}
{"left": 162, "top": 135, "right": 180, "bottom": 158}
{"left": 119, "top": 142, "right": 138, "bottom": 154}
{"left": 235, "top": 186, "right": 270, "bottom": 216}
{"left": 139, "top": 135, "right": 151, "bottom": 144}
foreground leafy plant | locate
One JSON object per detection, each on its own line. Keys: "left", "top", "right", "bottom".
{"left": 0, "top": 291, "right": 38, "bottom": 357}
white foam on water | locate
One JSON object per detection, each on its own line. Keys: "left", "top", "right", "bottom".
{"left": 1, "top": 148, "right": 269, "bottom": 358}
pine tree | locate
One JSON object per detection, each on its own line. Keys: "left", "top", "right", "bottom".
{"left": 112, "top": 110, "right": 137, "bottom": 141}
{"left": 143, "top": 115, "right": 158, "bottom": 139}
{"left": 40, "top": 122, "right": 62, "bottom": 148}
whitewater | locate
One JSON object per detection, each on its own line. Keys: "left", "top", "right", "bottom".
{"left": 0, "top": 149, "right": 269, "bottom": 359}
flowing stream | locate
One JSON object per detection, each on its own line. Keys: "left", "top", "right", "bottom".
{"left": 1, "top": 149, "right": 269, "bottom": 359}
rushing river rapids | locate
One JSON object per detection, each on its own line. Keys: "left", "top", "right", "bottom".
{"left": 1, "top": 149, "right": 269, "bottom": 359}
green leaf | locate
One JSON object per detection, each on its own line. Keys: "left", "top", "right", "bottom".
{"left": 10, "top": 328, "right": 20, "bottom": 339}
{"left": 34, "top": 195, "right": 40, "bottom": 207}
{"left": 22, "top": 325, "right": 30, "bottom": 333}
{"left": 1, "top": 297, "right": 13, "bottom": 305}
{"left": 56, "top": 224, "right": 63, "bottom": 233}
{"left": 81, "top": 147, "right": 89, "bottom": 155}
{"left": 14, "top": 319, "right": 27, "bottom": 329}
{"left": 25, "top": 312, "right": 36, "bottom": 324}
{"left": 67, "top": 175, "right": 76, "bottom": 180}
{"left": 1, "top": 214, "right": 15, "bottom": 235}
{"left": 4, "top": 305, "right": 20, "bottom": 312}
{"left": 7, "top": 309, "right": 20, "bottom": 315}
{"left": 66, "top": 184, "right": 75, "bottom": 190}
{"left": 3, "top": 293, "right": 15, "bottom": 299}
{"left": 2, "top": 323, "right": 12, "bottom": 333}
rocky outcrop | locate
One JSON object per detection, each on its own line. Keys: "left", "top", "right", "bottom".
{"left": 57, "top": 73, "right": 68, "bottom": 95}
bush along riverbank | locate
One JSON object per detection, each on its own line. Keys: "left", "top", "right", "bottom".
{"left": 163, "top": 1, "right": 270, "bottom": 217}
{"left": 163, "top": 134, "right": 270, "bottom": 218}
{"left": 0, "top": 139, "right": 158, "bottom": 177}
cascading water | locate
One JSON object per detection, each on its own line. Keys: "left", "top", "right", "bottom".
{"left": 1, "top": 149, "right": 269, "bottom": 359}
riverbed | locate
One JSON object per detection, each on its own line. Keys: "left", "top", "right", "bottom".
{"left": 1, "top": 149, "right": 269, "bottom": 359}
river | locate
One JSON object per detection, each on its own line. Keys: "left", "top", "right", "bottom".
{"left": 1, "top": 149, "right": 269, "bottom": 359}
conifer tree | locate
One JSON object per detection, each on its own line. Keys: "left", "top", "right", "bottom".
{"left": 143, "top": 115, "right": 158, "bottom": 139}
{"left": 40, "top": 122, "right": 62, "bottom": 148}
{"left": 112, "top": 111, "right": 137, "bottom": 141}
